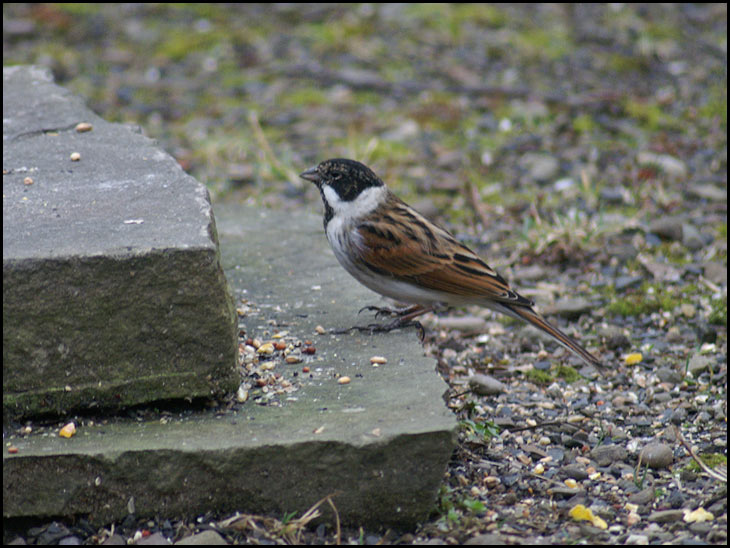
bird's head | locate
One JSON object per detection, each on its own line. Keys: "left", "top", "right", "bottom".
{"left": 300, "top": 158, "right": 384, "bottom": 203}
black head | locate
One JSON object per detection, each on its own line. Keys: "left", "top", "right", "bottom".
{"left": 300, "top": 158, "right": 384, "bottom": 202}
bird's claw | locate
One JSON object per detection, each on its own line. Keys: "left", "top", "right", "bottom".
{"left": 357, "top": 305, "right": 399, "bottom": 319}
{"left": 330, "top": 319, "right": 425, "bottom": 341}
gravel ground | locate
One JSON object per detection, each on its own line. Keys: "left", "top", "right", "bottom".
{"left": 3, "top": 4, "right": 726, "bottom": 545}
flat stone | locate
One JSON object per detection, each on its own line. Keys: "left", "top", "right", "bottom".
{"left": 648, "top": 216, "right": 684, "bottom": 241}
{"left": 174, "top": 530, "right": 228, "bottom": 545}
{"left": 3, "top": 66, "right": 238, "bottom": 418}
{"left": 3, "top": 204, "right": 456, "bottom": 530}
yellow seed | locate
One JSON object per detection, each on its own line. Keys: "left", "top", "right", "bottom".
{"left": 370, "top": 356, "right": 387, "bottom": 365}
{"left": 624, "top": 352, "right": 643, "bottom": 365}
{"left": 257, "top": 342, "right": 275, "bottom": 355}
{"left": 75, "top": 122, "right": 93, "bottom": 133}
{"left": 59, "top": 422, "right": 76, "bottom": 438}
{"left": 338, "top": 376, "right": 351, "bottom": 385}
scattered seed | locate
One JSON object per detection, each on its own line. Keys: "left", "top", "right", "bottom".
{"left": 23, "top": 177, "right": 33, "bottom": 185}
{"left": 302, "top": 366, "right": 310, "bottom": 373}
{"left": 302, "top": 346, "right": 316, "bottom": 355}
{"left": 624, "top": 352, "right": 643, "bottom": 365}
{"left": 8, "top": 445, "right": 18, "bottom": 454}
{"left": 285, "top": 355, "right": 302, "bottom": 364}
{"left": 257, "top": 342, "right": 275, "bottom": 354}
{"left": 75, "top": 122, "right": 93, "bottom": 133}
{"left": 338, "top": 376, "right": 351, "bottom": 384}
{"left": 370, "top": 356, "right": 387, "bottom": 365}
{"left": 70, "top": 152, "right": 81, "bottom": 161}
{"left": 315, "top": 325, "right": 326, "bottom": 334}
{"left": 59, "top": 422, "right": 76, "bottom": 438}
{"left": 684, "top": 508, "right": 714, "bottom": 523}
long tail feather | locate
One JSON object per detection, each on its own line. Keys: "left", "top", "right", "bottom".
{"left": 504, "top": 304, "right": 603, "bottom": 367}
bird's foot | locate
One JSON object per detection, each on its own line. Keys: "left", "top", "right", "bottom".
{"left": 332, "top": 305, "right": 431, "bottom": 341}
{"left": 331, "top": 318, "right": 425, "bottom": 341}
{"left": 357, "top": 304, "right": 425, "bottom": 320}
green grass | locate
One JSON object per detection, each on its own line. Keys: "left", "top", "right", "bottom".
{"left": 708, "top": 297, "right": 727, "bottom": 326}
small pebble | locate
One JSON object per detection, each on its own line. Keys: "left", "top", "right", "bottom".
{"left": 69, "top": 152, "right": 81, "bottom": 161}
{"left": 639, "top": 442, "right": 674, "bottom": 469}
{"left": 468, "top": 374, "right": 507, "bottom": 396}
{"left": 23, "top": 176, "right": 34, "bottom": 185}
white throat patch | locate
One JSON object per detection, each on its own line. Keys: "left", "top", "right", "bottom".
{"left": 322, "top": 184, "right": 386, "bottom": 220}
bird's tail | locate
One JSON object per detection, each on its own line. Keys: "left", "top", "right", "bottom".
{"left": 500, "top": 303, "right": 603, "bottom": 367}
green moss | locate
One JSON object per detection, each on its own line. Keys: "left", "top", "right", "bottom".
{"left": 572, "top": 114, "right": 598, "bottom": 134}
{"left": 55, "top": 3, "right": 104, "bottom": 16}
{"left": 604, "top": 280, "right": 718, "bottom": 318}
{"left": 515, "top": 28, "right": 572, "bottom": 60}
{"left": 403, "top": 4, "right": 507, "bottom": 36}
{"left": 606, "top": 52, "right": 650, "bottom": 74}
{"left": 556, "top": 365, "right": 580, "bottom": 383}
{"left": 623, "top": 98, "right": 683, "bottom": 131}
{"left": 278, "top": 87, "right": 329, "bottom": 107}
{"left": 525, "top": 368, "right": 554, "bottom": 385}
{"left": 605, "top": 281, "right": 679, "bottom": 317}
{"left": 685, "top": 453, "right": 727, "bottom": 473}
{"left": 698, "top": 83, "right": 728, "bottom": 128}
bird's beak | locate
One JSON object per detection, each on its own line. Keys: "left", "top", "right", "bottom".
{"left": 299, "top": 166, "right": 321, "bottom": 185}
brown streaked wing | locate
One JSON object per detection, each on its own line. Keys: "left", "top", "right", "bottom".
{"left": 355, "top": 196, "right": 532, "bottom": 306}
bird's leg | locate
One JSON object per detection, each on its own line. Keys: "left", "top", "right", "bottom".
{"left": 358, "top": 303, "right": 424, "bottom": 320}
{"left": 333, "top": 305, "right": 432, "bottom": 340}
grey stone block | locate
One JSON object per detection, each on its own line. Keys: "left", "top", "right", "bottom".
{"left": 3, "top": 66, "right": 238, "bottom": 418}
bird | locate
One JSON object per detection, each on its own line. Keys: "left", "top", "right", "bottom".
{"left": 300, "top": 158, "right": 602, "bottom": 367}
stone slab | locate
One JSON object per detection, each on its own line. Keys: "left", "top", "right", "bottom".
{"left": 3, "top": 65, "right": 238, "bottom": 418}
{"left": 3, "top": 203, "right": 457, "bottom": 529}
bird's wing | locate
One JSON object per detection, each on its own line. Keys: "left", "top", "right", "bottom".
{"left": 354, "top": 195, "right": 533, "bottom": 307}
